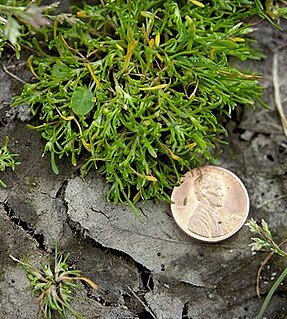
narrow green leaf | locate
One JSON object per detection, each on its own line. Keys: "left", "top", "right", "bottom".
{"left": 256, "top": 267, "right": 287, "bottom": 319}
{"left": 50, "top": 152, "right": 59, "bottom": 175}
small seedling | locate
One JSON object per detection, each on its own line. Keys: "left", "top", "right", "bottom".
{"left": 247, "top": 218, "right": 287, "bottom": 319}
{"left": 10, "top": 243, "right": 97, "bottom": 319}
{"left": 0, "top": 136, "right": 19, "bottom": 187}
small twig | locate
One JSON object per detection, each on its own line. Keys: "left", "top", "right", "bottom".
{"left": 126, "top": 285, "right": 157, "bottom": 319}
{"left": 273, "top": 52, "right": 287, "bottom": 138}
{"left": 256, "top": 250, "right": 275, "bottom": 297}
{"left": 188, "top": 81, "right": 199, "bottom": 99}
{"left": 256, "top": 194, "right": 287, "bottom": 209}
{"left": 3, "top": 63, "right": 26, "bottom": 84}
{"left": 256, "top": 239, "right": 287, "bottom": 297}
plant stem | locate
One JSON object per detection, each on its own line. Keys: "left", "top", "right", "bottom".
{"left": 0, "top": 4, "right": 25, "bottom": 12}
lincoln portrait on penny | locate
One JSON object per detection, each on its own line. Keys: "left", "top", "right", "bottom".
{"left": 188, "top": 174, "right": 226, "bottom": 238}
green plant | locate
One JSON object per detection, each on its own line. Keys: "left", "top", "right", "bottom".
{"left": 12, "top": 1, "right": 287, "bottom": 213}
{"left": 0, "top": 1, "right": 76, "bottom": 57}
{"left": 254, "top": 0, "right": 287, "bottom": 27}
{"left": 0, "top": 136, "right": 19, "bottom": 187}
{"left": 10, "top": 243, "right": 97, "bottom": 319}
{"left": 247, "top": 218, "right": 287, "bottom": 319}
{"left": 0, "top": 0, "right": 56, "bottom": 57}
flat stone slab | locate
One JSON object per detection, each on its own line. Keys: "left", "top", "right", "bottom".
{"left": 65, "top": 175, "right": 253, "bottom": 288}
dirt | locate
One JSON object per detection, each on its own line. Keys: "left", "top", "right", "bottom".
{"left": 0, "top": 5, "right": 287, "bottom": 319}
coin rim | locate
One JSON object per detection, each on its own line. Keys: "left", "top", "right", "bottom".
{"left": 171, "top": 165, "right": 250, "bottom": 243}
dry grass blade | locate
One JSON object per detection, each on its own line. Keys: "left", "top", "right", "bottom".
{"left": 272, "top": 51, "right": 287, "bottom": 138}
{"left": 256, "top": 238, "right": 287, "bottom": 297}
{"left": 126, "top": 285, "right": 157, "bottom": 319}
{"left": 256, "top": 250, "right": 275, "bottom": 298}
{"left": 3, "top": 62, "right": 27, "bottom": 84}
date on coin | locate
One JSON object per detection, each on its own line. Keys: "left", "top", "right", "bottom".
{"left": 171, "top": 166, "right": 250, "bottom": 243}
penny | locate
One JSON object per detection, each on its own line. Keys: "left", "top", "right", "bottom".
{"left": 171, "top": 166, "right": 250, "bottom": 243}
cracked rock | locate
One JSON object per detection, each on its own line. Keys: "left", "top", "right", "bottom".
{"left": 65, "top": 175, "right": 253, "bottom": 289}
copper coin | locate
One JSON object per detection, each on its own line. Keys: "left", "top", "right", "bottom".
{"left": 171, "top": 166, "right": 249, "bottom": 242}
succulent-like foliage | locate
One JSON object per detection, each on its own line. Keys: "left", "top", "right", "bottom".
{"left": 12, "top": 1, "right": 287, "bottom": 210}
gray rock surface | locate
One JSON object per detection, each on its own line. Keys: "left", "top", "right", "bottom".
{"left": 65, "top": 174, "right": 252, "bottom": 287}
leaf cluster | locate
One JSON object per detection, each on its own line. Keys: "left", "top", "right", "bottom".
{"left": 248, "top": 218, "right": 287, "bottom": 256}
{"left": 12, "top": 0, "right": 286, "bottom": 210}
{"left": 254, "top": 0, "right": 287, "bottom": 26}
{"left": 0, "top": 136, "right": 19, "bottom": 187}
{"left": 0, "top": 0, "right": 58, "bottom": 57}
{"left": 10, "top": 243, "right": 97, "bottom": 319}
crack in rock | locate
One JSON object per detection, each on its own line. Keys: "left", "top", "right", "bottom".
{"left": 64, "top": 176, "right": 208, "bottom": 287}
{"left": 66, "top": 214, "right": 158, "bottom": 315}
{"left": 91, "top": 207, "right": 110, "bottom": 220}
{"left": 0, "top": 198, "right": 47, "bottom": 251}
{"left": 137, "top": 264, "right": 154, "bottom": 292}
{"left": 55, "top": 180, "right": 69, "bottom": 200}
{"left": 86, "top": 290, "right": 115, "bottom": 307}
{"left": 182, "top": 301, "right": 190, "bottom": 319}
{"left": 67, "top": 216, "right": 153, "bottom": 275}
